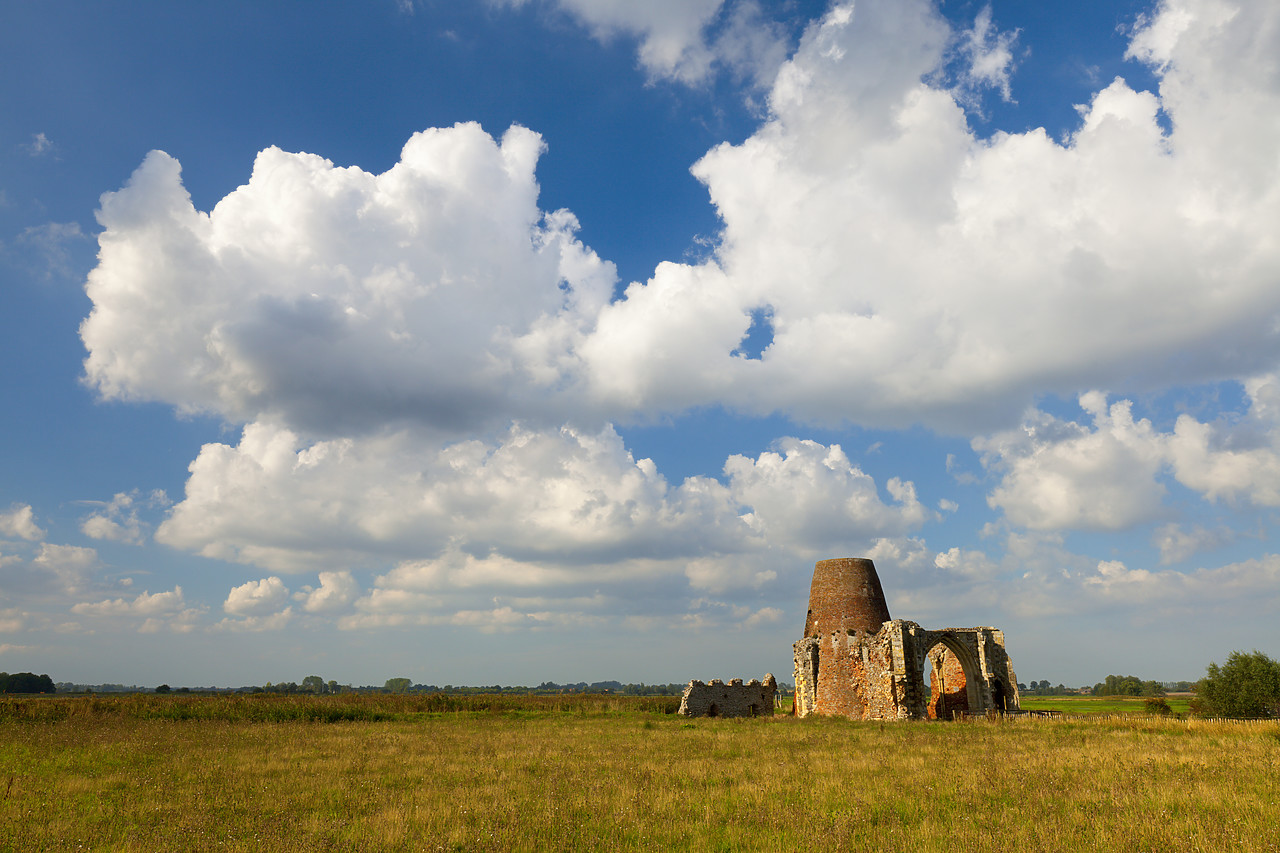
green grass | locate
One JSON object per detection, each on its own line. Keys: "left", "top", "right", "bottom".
{"left": 0, "top": 695, "right": 1276, "bottom": 852}
{"left": 1018, "top": 694, "right": 1193, "bottom": 716}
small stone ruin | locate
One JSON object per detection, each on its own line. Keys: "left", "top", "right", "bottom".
{"left": 678, "top": 675, "right": 776, "bottom": 718}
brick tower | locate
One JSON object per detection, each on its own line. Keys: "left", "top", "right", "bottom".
{"left": 802, "top": 557, "right": 891, "bottom": 638}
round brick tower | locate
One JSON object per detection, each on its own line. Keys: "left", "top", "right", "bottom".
{"left": 802, "top": 557, "right": 891, "bottom": 637}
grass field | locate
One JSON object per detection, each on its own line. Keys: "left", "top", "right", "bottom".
{"left": 1, "top": 694, "right": 1277, "bottom": 852}
{"left": 1017, "top": 694, "right": 1194, "bottom": 716}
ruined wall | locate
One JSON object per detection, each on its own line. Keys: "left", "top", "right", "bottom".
{"left": 678, "top": 675, "right": 776, "bottom": 718}
{"left": 814, "top": 627, "right": 903, "bottom": 719}
{"left": 793, "top": 557, "right": 1021, "bottom": 721}
{"left": 793, "top": 637, "right": 819, "bottom": 717}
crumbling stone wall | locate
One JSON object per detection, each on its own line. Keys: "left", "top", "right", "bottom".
{"left": 678, "top": 675, "right": 776, "bottom": 718}
{"left": 793, "top": 558, "right": 1020, "bottom": 721}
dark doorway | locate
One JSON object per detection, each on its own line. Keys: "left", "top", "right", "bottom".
{"left": 926, "top": 643, "right": 971, "bottom": 720}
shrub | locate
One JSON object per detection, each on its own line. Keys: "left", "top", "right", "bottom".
{"left": 1194, "top": 650, "right": 1280, "bottom": 719}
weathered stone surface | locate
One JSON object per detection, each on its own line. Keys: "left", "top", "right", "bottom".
{"left": 794, "top": 558, "right": 1020, "bottom": 721}
{"left": 678, "top": 674, "right": 776, "bottom": 718}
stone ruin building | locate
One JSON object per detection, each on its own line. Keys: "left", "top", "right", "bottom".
{"left": 793, "top": 557, "right": 1020, "bottom": 720}
{"left": 678, "top": 675, "right": 776, "bottom": 718}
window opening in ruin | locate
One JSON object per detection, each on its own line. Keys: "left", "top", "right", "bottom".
{"left": 810, "top": 643, "right": 820, "bottom": 691}
{"left": 926, "top": 641, "right": 971, "bottom": 721}
{"left": 991, "top": 678, "right": 1006, "bottom": 712}
{"left": 707, "top": 703, "right": 719, "bottom": 717}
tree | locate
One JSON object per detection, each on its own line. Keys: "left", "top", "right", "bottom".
{"left": 1194, "top": 650, "right": 1280, "bottom": 719}
{"left": 384, "top": 677, "right": 412, "bottom": 694}
{"left": 0, "top": 672, "right": 55, "bottom": 693}
{"left": 301, "top": 675, "right": 325, "bottom": 694}
{"left": 155, "top": 684, "right": 171, "bottom": 694}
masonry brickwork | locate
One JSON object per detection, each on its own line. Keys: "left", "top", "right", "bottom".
{"left": 678, "top": 675, "right": 777, "bottom": 718}
{"left": 793, "top": 558, "right": 1020, "bottom": 721}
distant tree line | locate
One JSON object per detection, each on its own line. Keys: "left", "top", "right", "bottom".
{"left": 1018, "top": 681, "right": 1076, "bottom": 695}
{"left": 0, "top": 672, "right": 55, "bottom": 693}
{"left": 1092, "top": 675, "right": 1167, "bottom": 697}
{"left": 235, "top": 678, "right": 794, "bottom": 697}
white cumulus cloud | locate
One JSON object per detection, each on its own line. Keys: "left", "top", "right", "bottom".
{"left": 79, "top": 490, "right": 167, "bottom": 545}
{"left": 976, "top": 379, "right": 1280, "bottom": 532}
{"left": 72, "top": 587, "right": 203, "bottom": 633}
{"left": 296, "top": 571, "right": 359, "bottom": 614}
{"left": 82, "top": 0, "right": 1280, "bottom": 438}
{"left": 153, "top": 421, "right": 933, "bottom": 620}
{"left": 0, "top": 504, "right": 45, "bottom": 541}
{"left": 223, "top": 576, "right": 290, "bottom": 616}
{"left": 69, "top": 0, "right": 1280, "bottom": 635}
{"left": 81, "top": 123, "right": 614, "bottom": 438}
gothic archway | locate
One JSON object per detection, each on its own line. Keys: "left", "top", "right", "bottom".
{"left": 924, "top": 636, "right": 980, "bottom": 720}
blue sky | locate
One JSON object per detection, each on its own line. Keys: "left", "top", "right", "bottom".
{"left": 2, "top": 0, "right": 1278, "bottom": 690}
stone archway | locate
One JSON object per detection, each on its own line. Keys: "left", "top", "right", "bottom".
{"left": 924, "top": 636, "right": 980, "bottom": 720}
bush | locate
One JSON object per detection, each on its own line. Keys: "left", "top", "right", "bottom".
{"left": 1194, "top": 650, "right": 1280, "bottom": 719}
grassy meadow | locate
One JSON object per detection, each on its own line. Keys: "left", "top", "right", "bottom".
{"left": 1018, "top": 694, "right": 1194, "bottom": 716}
{"left": 1, "top": 694, "right": 1277, "bottom": 852}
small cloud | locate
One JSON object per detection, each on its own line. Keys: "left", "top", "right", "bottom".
{"left": 213, "top": 607, "right": 293, "bottom": 633}
{"left": 0, "top": 608, "right": 27, "bottom": 633}
{"left": 1152, "top": 522, "right": 1233, "bottom": 565}
{"left": 0, "top": 504, "right": 45, "bottom": 541}
{"left": 742, "top": 606, "right": 782, "bottom": 629}
{"left": 73, "top": 587, "right": 204, "bottom": 632}
{"left": 945, "top": 454, "right": 980, "bottom": 486}
{"left": 79, "top": 490, "right": 166, "bottom": 545}
{"left": 32, "top": 543, "right": 98, "bottom": 592}
{"left": 952, "top": 5, "right": 1019, "bottom": 110}
{"left": 15, "top": 221, "right": 92, "bottom": 281}
{"left": 295, "top": 570, "right": 359, "bottom": 613}
{"left": 224, "top": 576, "right": 290, "bottom": 616}
{"left": 24, "top": 133, "right": 55, "bottom": 157}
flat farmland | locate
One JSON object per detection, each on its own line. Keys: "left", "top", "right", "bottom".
{"left": 1018, "top": 694, "right": 1195, "bottom": 715}
{"left": 1, "top": 695, "right": 1277, "bottom": 852}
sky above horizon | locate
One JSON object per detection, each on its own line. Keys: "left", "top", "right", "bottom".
{"left": 2, "top": 0, "right": 1278, "bottom": 689}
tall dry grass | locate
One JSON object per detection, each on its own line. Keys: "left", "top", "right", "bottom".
{"left": 1, "top": 696, "right": 1277, "bottom": 852}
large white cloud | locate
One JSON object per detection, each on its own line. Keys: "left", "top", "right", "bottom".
{"left": 974, "top": 392, "right": 1170, "bottom": 531}
{"left": 82, "top": 0, "right": 1280, "bottom": 437}
{"left": 156, "top": 422, "right": 930, "bottom": 593}
{"left": 82, "top": 123, "right": 614, "bottom": 437}
{"left": 581, "top": 0, "right": 1280, "bottom": 430}
{"left": 975, "top": 377, "right": 1280, "bottom": 532}
{"left": 72, "top": 0, "right": 1280, "bottom": 639}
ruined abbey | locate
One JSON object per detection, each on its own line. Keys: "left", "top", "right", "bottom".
{"left": 677, "top": 675, "right": 776, "bottom": 718}
{"left": 792, "top": 557, "right": 1020, "bottom": 720}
